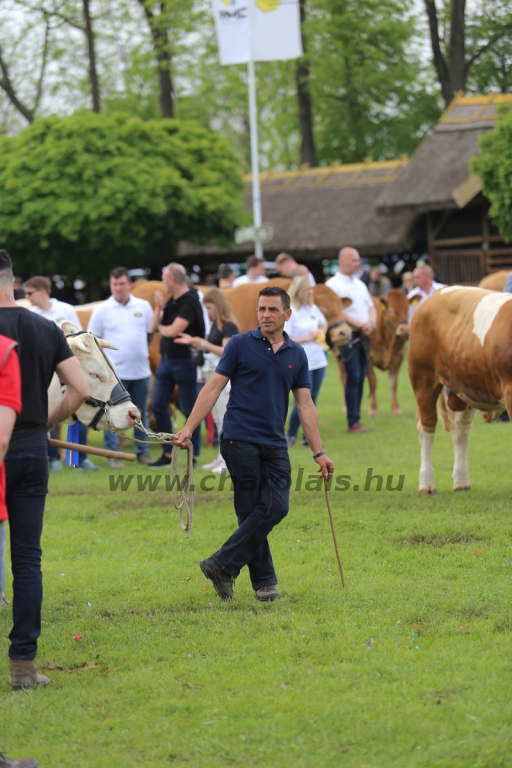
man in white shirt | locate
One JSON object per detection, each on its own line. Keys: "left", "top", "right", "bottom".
{"left": 24, "top": 275, "right": 97, "bottom": 471}
{"left": 232, "top": 256, "right": 268, "bottom": 287}
{"left": 407, "top": 265, "right": 445, "bottom": 321}
{"left": 275, "top": 252, "right": 316, "bottom": 286}
{"left": 88, "top": 268, "right": 153, "bottom": 466}
{"left": 326, "top": 247, "right": 377, "bottom": 433}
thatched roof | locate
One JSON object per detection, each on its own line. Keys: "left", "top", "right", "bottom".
{"left": 377, "top": 93, "right": 512, "bottom": 214}
{"left": 178, "top": 158, "right": 418, "bottom": 261}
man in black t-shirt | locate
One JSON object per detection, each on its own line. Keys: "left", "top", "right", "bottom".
{"left": 0, "top": 250, "right": 89, "bottom": 691}
{"left": 149, "top": 263, "right": 205, "bottom": 466}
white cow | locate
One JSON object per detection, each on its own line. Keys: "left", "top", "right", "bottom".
{"left": 48, "top": 321, "right": 140, "bottom": 430}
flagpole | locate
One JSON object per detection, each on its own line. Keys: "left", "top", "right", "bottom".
{"left": 247, "top": 0, "right": 263, "bottom": 258}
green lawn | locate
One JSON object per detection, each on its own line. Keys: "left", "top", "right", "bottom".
{"left": 3, "top": 360, "right": 512, "bottom": 767}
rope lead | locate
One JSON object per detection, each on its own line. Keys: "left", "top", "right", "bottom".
{"left": 106, "top": 414, "right": 194, "bottom": 537}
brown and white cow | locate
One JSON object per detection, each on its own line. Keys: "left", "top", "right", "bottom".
{"left": 333, "top": 288, "right": 410, "bottom": 416}
{"left": 479, "top": 270, "right": 510, "bottom": 292}
{"left": 408, "top": 285, "right": 512, "bottom": 494}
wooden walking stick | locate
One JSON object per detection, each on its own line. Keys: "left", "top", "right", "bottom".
{"left": 324, "top": 478, "right": 345, "bottom": 587}
{"left": 48, "top": 438, "right": 136, "bottom": 462}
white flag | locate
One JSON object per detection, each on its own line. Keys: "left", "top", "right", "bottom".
{"left": 212, "top": 0, "right": 303, "bottom": 66}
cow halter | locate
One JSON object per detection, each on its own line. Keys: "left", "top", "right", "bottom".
{"left": 325, "top": 320, "right": 351, "bottom": 349}
{"left": 64, "top": 330, "right": 133, "bottom": 431}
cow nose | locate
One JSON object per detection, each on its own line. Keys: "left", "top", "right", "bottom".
{"left": 128, "top": 407, "right": 141, "bottom": 425}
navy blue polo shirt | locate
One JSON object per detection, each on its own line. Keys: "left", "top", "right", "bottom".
{"left": 215, "top": 327, "right": 311, "bottom": 447}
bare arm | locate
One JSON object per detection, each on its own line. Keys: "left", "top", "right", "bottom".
{"left": 150, "top": 306, "right": 163, "bottom": 334}
{"left": 158, "top": 317, "right": 189, "bottom": 338}
{"left": 0, "top": 406, "right": 17, "bottom": 463}
{"left": 174, "top": 333, "right": 230, "bottom": 357}
{"left": 293, "top": 387, "right": 334, "bottom": 479}
{"left": 173, "top": 373, "right": 229, "bottom": 447}
{"left": 47, "top": 357, "right": 89, "bottom": 431}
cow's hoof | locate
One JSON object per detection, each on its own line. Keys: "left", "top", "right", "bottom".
{"left": 392, "top": 409, "right": 403, "bottom": 417}
{"left": 368, "top": 409, "right": 378, "bottom": 417}
{"left": 419, "top": 487, "right": 436, "bottom": 496}
{"left": 453, "top": 485, "right": 470, "bottom": 492}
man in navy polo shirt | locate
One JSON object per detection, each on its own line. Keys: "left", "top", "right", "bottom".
{"left": 174, "top": 286, "right": 334, "bottom": 602}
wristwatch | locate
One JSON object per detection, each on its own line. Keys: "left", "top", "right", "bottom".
{"left": 313, "top": 451, "right": 325, "bottom": 459}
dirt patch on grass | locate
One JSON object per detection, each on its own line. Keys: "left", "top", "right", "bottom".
{"left": 395, "top": 533, "right": 485, "bottom": 546}
{"left": 43, "top": 661, "right": 108, "bottom": 675}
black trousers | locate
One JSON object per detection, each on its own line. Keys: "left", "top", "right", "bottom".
{"left": 4, "top": 447, "right": 48, "bottom": 660}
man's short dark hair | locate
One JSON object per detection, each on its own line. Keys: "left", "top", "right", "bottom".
{"left": 218, "top": 265, "right": 234, "bottom": 279}
{"left": 24, "top": 276, "right": 52, "bottom": 295}
{"left": 0, "top": 249, "right": 14, "bottom": 285}
{"left": 110, "top": 267, "right": 130, "bottom": 280}
{"left": 258, "top": 286, "right": 291, "bottom": 310}
{"left": 247, "top": 255, "right": 263, "bottom": 269}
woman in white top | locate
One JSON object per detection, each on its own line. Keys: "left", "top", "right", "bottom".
{"left": 175, "top": 288, "right": 239, "bottom": 472}
{"left": 284, "top": 276, "right": 328, "bottom": 447}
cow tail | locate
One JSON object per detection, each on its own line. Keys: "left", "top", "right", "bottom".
{"left": 437, "top": 388, "right": 453, "bottom": 433}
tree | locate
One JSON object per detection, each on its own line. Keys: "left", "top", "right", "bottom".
{"left": 0, "top": 111, "right": 247, "bottom": 278}
{"left": 472, "top": 105, "right": 512, "bottom": 243}
{"left": 424, "top": 0, "right": 512, "bottom": 107}
{"left": 296, "top": 0, "right": 316, "bottom": 167}
{"left": 0, "top": 6, "right": 51, "bottom": 123}
{"left": 83, "top": 0, "right": 101, "bottom": 112}
{"left": 307, "top": 0, "right": 441, "bottom": 165}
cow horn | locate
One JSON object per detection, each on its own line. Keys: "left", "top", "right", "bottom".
{"left": 68, "top": 336, "right": 89, "bottom": 353}
{"left": 98, "top": 338, "right": 119, "bottom": 351}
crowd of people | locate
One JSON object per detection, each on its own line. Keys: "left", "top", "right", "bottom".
{"left": 17, "top": 251, "right": 441, "bottom": 468}
{"left": 0, "top": 243, "right": 445, "bottom": 765}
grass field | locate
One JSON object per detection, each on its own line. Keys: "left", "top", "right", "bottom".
{"left": 2, "top": 360, "right": 512, "bottom": 767}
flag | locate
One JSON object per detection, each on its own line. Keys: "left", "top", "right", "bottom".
{"left": 212, "top": 0, "right": 303, "bottom": 66}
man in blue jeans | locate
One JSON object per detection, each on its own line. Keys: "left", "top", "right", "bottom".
{"left": 149, "top": 263, "right": 205, "bottom": 467}
{"left": 0, "top": 250, "right": 89, "bottom": 691}
{"left": 174, "top": 287, "right": 334, "bottom": 602}
{"left": 326, "top": 247, "right": 377, "bottom": 433}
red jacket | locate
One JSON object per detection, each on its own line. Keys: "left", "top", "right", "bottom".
{"left": 0, "top": 334, "right": 22, "bottom": 521}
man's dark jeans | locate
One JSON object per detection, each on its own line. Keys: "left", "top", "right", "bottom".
{"left": 340, "top": 336, "right": 370, "bottom": 427}
{"left": 4, "top": 447, "right": 48, "bottom": 660}
{"left": 152, "top": 357, "right": 201, "bottom": 456}
{"left": 214, "top": 440, "right": 291, "bottom": 589}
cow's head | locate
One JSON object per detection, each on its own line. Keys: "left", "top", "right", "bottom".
{"left": 313, "top": 285, "right": 353, "bottom": 349}
{"left": 60, "top": 322, "right": 141, "bottom": 430}
{"left": 326, "top": 297, "right": 353, "bottom": 348}
{"left": 379, "top": 289, "right": 410, "bottom": 337}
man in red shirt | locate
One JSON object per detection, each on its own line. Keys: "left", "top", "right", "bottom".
{"left": 0, "top": 335, "right": 39, "bottom": 767}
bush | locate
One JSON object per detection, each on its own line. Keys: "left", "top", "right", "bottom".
{"left": 472, "top": 105, "right": 512, "bottom": 243}
{"left": 0, "top": 111, "right": 246, "bottom": 279}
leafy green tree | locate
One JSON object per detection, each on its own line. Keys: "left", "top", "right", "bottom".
{"left": 0, "top": 111, "right": 247, "bottom": 279}
{"left": 472, "top": 105, "right": 512, "bottom": 242}
{"left": 424, "top": 0, "right": 512, "bottom": 108}
{"left": 307, "top": 0, "right": 441, "bottom": 165}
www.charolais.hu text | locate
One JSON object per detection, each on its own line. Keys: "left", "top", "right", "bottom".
{"left": 108, "top": 468, "right": 405, "bottom": 493}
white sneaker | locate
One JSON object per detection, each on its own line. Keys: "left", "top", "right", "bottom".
{"left": 211, "top": 460, "right": 228, "bottom": 474}
{"left": 202, "top": 455, "right": 223, "bottom": 470}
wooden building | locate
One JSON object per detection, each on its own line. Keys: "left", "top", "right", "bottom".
{"left": 178, "top": 158, "right": 421, "bottom": 277}
{"left": 179, "top": 93, "right": 512, "bottom": 283}
{"left": 377, "top": 93, "right": 512, "bottom": 284}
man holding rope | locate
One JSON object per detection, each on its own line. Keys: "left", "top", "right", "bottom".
{"left": 174, "top": 286, "right": 334, "bottom": 602}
